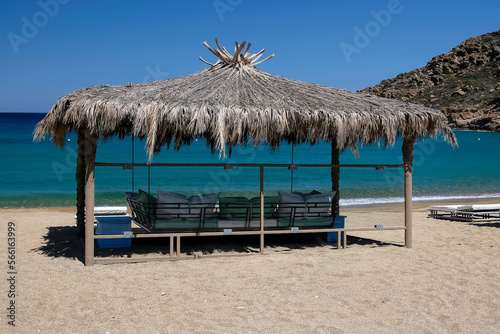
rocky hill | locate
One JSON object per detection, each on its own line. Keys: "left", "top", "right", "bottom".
{"left": 360, "top": 30, "right": 500, "bottom": 131}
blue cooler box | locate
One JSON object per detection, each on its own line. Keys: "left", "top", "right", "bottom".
{"left": 96, "top": 216, "right": 132, "bottom": 248}
{"left": 327, "top": 215, "right": 346, "bottom": 242}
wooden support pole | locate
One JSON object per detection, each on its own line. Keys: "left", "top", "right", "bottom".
{"left": 402, "top": 136, "right": 416, "bottom": 249}
{"left": 169, "top": 236, "right": 174, "bottom": 257}
{"left": 84, "top": 130, "right": 97, "bottom": 266}
{"left": 260, "top": 166, "right": 265, "bottom": 253}
{"left": 331, "top": 140, "right": 340, "bottom": 216}
{"left": 404, "top": 164, "right": 413, "bottom": 248}
{"left": 176, "top": 236, "right": 181, "bottom": 256}
{"left": 76, "top": 130, "right": 86, "bottom": 237}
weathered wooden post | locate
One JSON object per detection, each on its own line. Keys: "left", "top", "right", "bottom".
{"left": 84, "top": 130, "right": 97, "bottom": 266}
{"left": 331, "top": 140, "right": 340, "bottom": 216}
{"left": 259, "top": 166, "right": 265, "bottom": 253}
{"left": 76, "top": 129, "right": 86, "bottom": 237}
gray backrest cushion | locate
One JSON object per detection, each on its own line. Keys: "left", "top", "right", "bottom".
{"left": 277, "top": 190, "right": 307, "bottom": 218}
{"left": 157, "top": 190, "right": 220, "bottom": 219}
{"left": 188, "top": 193, "right": 220, "bottom": 216}
{"left": 277, "top": 190, "right": 335, "bottom": 219}
{"left": 304, "top": 191, "right": 335, "bottom": 217}
{"left": 156, "top": 190, "right": 190, "bottom": 218}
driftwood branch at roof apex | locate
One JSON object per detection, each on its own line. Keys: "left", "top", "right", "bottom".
{"left": 201, "top": 39, "right": 274, "bottom": 67}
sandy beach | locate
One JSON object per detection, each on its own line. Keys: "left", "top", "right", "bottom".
{"left": 1, "top": 201, "right": 499, "bottom": 334}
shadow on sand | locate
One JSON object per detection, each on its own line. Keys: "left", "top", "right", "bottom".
{"left": 33, "top": 226, "right": 85, "bottom": 263}
{"left": 470, "top": 221, "right": 500, "bottom": 228}
{"left": 33, "top": 226, "right": 402, "bottom": 264}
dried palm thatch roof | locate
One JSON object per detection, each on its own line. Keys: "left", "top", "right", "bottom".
{"left": 34, "top": 39, "right": 457, "bottom": 159}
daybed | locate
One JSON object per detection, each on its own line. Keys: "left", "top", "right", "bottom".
{"left": 126, "top": 189, "right": 338, "bottom": 233}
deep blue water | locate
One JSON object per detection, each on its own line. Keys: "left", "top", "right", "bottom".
{"left": 1, "top": 112, "right": 499, "bottom": 208}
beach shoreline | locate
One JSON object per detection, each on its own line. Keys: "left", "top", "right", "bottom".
{"left": 1, "top": 199, "right": 499, "bottom": 333}
{"left": 3, "top": 195, "right": 500, "bottom": 210}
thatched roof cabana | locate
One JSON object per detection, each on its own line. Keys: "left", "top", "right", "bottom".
{"left": 34, "top": 40, "right": 457, "bottom": 265}
{"left": 35, "top": 40, "right": 455, "bottom": 157}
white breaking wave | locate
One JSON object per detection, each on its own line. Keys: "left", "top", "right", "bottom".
{"left": 340, "top": 193, "right": 500, "bottom": 207}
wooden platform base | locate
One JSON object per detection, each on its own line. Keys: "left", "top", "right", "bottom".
{"left": 89, "top": 226, "right": 405, "bottom": 265}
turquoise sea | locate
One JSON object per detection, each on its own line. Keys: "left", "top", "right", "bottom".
{"left": 1, "top": 112, "right": 500, "bottom": 208}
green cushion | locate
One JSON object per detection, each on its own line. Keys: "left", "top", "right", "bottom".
{"left": 218, "top": 197, "right": 251, "bottom": 221}
{"left": 138, "top": 189, "right": 157, "bottom": 224}
{"left": 219, "top": 196, "right": 279, "bottom": 221}
{"left": 250, "top": 196, "right": 279, "bottom": 219}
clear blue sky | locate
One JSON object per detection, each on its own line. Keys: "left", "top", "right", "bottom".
{"left": 1, "top": 0, "right": 499, "bottom": 113}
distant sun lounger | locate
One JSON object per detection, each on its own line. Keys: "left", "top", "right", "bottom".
{"left": 428, "top": 204, "right": 500, "bottom": 222}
